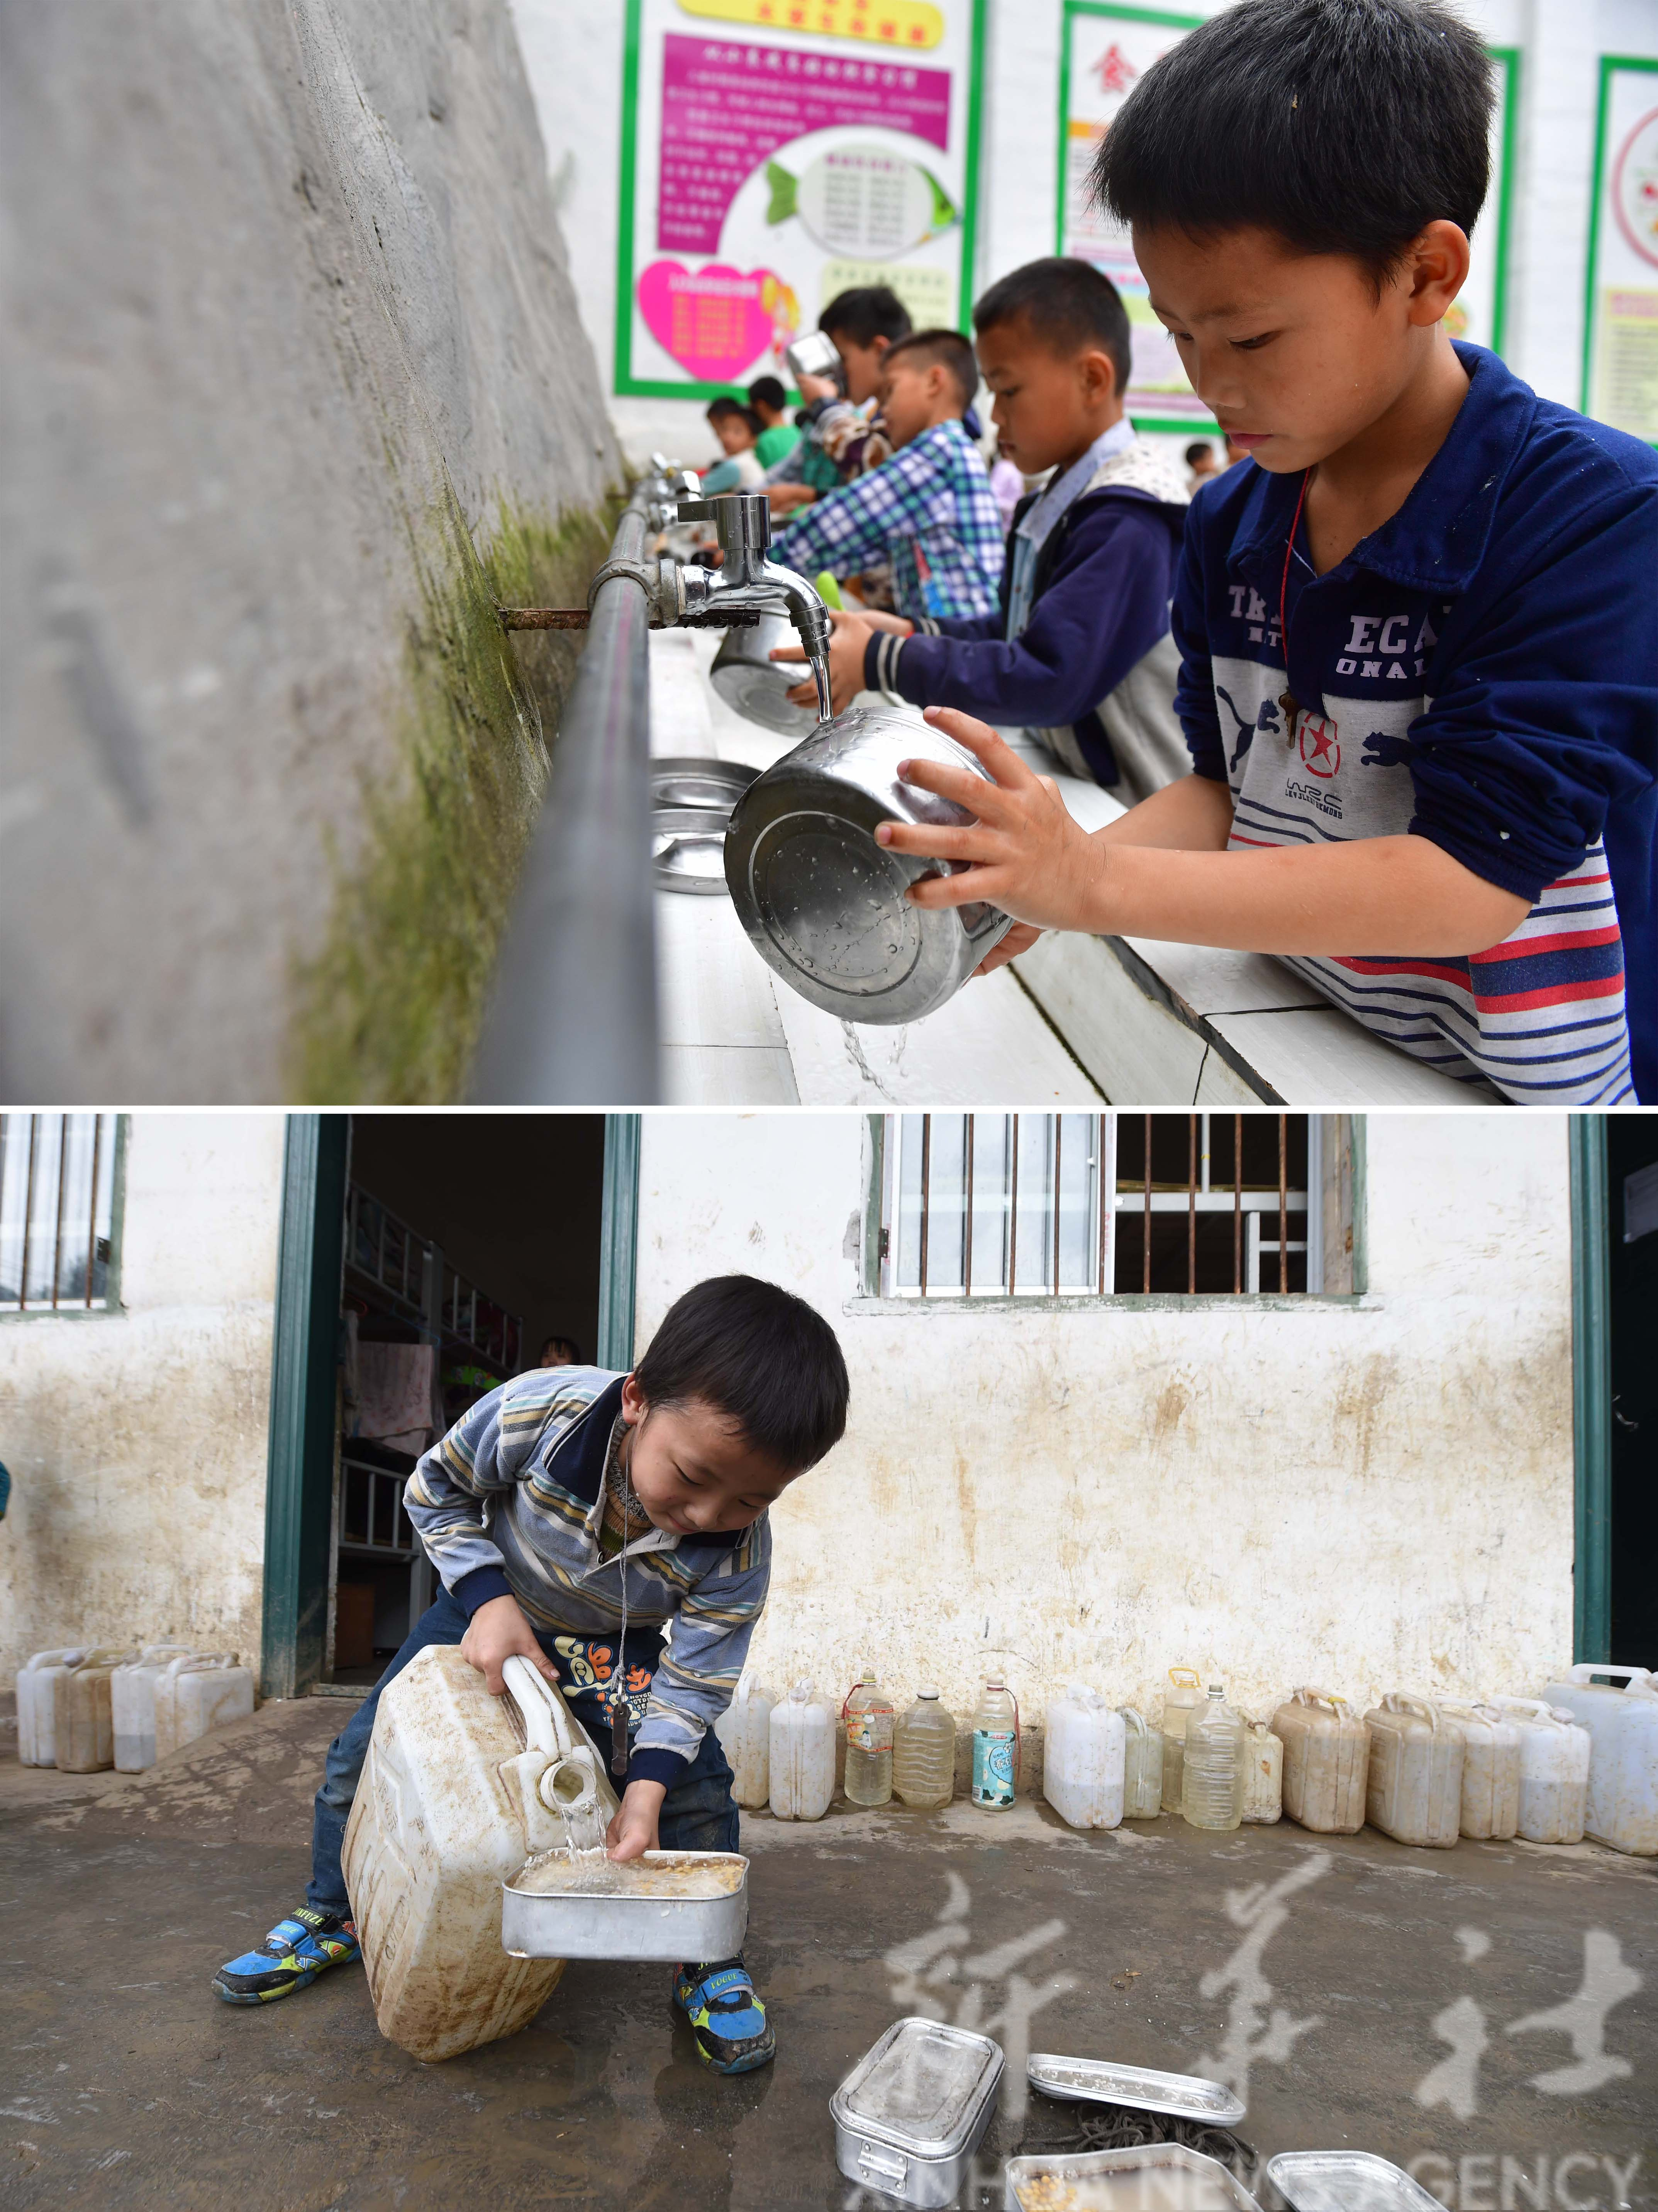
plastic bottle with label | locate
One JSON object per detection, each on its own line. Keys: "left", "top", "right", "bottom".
{"left": 1182, "top": 1684, "right": 1247, "bottom": 1831}
{"left": 1159, "top": 1666, "right": 1205, "bottom": 1813}
{"left": 893, "top": 1687, "right": 956, "bottom": 1809}
{"left": 1120, "top": 1708, "right": 1164, "bottom": 1818}
{"left": 971, "top": 1678, "right": 1019, "bottom": 1810}
{"left": 843, "top": 1669, "right": 895, "bottom": 1807}
{"left": 1242, "top": 1718, "right": 1284, "bottom": 1824}
{"left": 713, "top": 1670, "right": 776, "bottom": 1810}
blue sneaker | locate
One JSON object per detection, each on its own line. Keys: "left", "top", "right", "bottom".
{"left": 673, "top": 1956, "right": 776, "bottom": 2074}
{"left": 212, "top": 1907, "right": 360, "bottom": 2005}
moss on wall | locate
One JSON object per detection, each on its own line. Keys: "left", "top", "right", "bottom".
{"left": 288, "top": 484, "right": 617, "bottom": 1103}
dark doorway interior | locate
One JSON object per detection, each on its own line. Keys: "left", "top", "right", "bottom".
{"left": 1607, "top": 1115, "right": 1658, "bottom": 1669}
{"left": 327, "top": 1114, "right": 606, "bottom": 1683}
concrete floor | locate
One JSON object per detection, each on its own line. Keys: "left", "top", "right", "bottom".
{"left": 3, "top": 1701, "right": 1654, "bottom": 2212}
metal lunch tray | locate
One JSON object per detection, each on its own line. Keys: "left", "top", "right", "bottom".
{"left": 1265, "top": 2154, "right": 1446, "bottom": 2212}
{"left": 1005, "top": 2142, "right": 1262, "bottom": 2212}
{"left": 1027, "top": 2054, "right": 1246, "bottom": 2130}
{"left": 649, "top": 757, "right": 757, "bottom": 895}
{"left": 832, "top": 2015, "right": 1005, "bottom": 2210}
{"left": 500, "top": 1847, "right": 748, "bottom": 1963}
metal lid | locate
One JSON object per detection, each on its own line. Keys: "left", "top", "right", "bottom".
{"left": 710, "top": 614, "right": 819, "bottom": 736}
{"left": 649, "top": 758, "right": 758, "bottom": 896}
{"left": 831, "top": 2016, "right": 1004, "bottom": 2159}
{"left": 1266, "top": 2153, "right": 1444, "bottom": 2212}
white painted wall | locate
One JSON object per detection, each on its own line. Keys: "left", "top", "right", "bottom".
{"left": 510, "top": 0, "right": 1656, "bottom": 466}
{"left": 0, "top": 1114, "right": 285, "bottom": 1680}
{"left": 636, "top": 1112, "right": 1576, "bottom": 1735}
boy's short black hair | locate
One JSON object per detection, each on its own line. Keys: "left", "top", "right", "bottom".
{"left": 1092, "top": 0, "right": 1492, "bottom": 285}
{"left": 748, "top": 375, "right": 787, "bottom": 412}
{"left": 632, "top": 1274, "right": 849, "bottom": 1472}
{"left": 539, "top": 1332, "right": 583, "bottom": 1364}
{"left": 884, "top": 327, "right": 980, "bottom": 411}
{"left": 973, "top": 257, "right": 1132, "bottom": 401}
{"left": 820, "top": 285, "right": 913, "bottom": 350}
{"left": 1184, "top": 441, "right": 1214, "bottom": 465}
{"left": 706, "top": 397, "right": 762, "bottom": 435}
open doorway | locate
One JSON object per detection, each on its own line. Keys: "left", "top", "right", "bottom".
{"left": 323, "top": 1114, "right": 607, "bottom": 1684}
{"left": 1608, "top": 1117, "right": 1658, "bottom": 1670}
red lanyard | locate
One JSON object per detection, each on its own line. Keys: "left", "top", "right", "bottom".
{"left": 1278, "top": 468, "right": 1312, "bottom": 743}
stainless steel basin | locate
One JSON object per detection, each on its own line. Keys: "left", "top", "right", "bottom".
{"left": 722, "top": 704, "right": 1013, "bottom": 1024}
{"left": 709, "top": 614, "right": 820, "bottom": 737}
{"left": 649, "top": 757, "right": 757, "bottom": 896}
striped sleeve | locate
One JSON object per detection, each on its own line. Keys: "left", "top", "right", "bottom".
{"left": 628, "top": 1518, "right": 772, "bottom": 1781}
{"left": 403, "top": 1371, "right": 594, "bottom": 1597}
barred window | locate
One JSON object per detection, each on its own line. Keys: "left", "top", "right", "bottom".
{"left": 0, "top": 1114, "right": 122, "bottom": 1312}
{"left": 880, "top": 1114, "right": 1328, "bottom": 1298}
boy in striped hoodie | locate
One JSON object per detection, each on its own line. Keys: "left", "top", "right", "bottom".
{"left": 875, "top": 0, "right": 1658, "bottom": 1104}
{"left": 213, "top": 1275, "right": 849, "bottom": 2076}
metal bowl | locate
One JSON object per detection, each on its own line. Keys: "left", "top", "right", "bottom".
{"left": 722, "top": 703, "right": 1013, "bottom": 1024}
{"left": 709, "top": 613, "right": 820, "bottom": 736}
{"left": 649, "top": 757, "right": 757, "bottom": 896}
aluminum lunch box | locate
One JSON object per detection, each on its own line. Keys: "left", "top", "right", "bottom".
{"left": 1265, "top": 2154, "right": 1445, "bottom": 2212}
{"left": 1027, "top": 2054, "right": 1246, "bottom": 2129}
{"left": 724, "top": 704, "right": 1013, "bottom": 1024}
{"left": 500, "top": 1848, "right": 748, "bottom": 1963}
{"left": 649, "top": 757, "right": 757, "bottom": 895}
{"left": 710, "top": 614, "right": 820, "bottom": 737}
{"left": 1004, "top": 2142, "right": 1262, "bottom": 2212}
{"left": 832, "top": 2015, "right": 1005, "bottom": 2209}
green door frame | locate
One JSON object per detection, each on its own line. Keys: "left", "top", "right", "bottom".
{"left": 598, "top": 1113, "right": 642, "bottom": 1369}
{"left": 261, "top": 1115, "right": 350, "bottom": 1699}
{"left": 1569, "top": 1114, "right": 1612, "bottom": 1664}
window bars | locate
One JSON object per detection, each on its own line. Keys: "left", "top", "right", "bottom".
{"left": 884, "top": 1114, "right": 1314, "bottom": 1298}
{"left": 0, "top": 1114, "right": 120, "bottom": 1312}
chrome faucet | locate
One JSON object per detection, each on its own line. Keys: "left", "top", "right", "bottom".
{"left": 671, "top": 491, "right": 833, "bottom": 725}
{"left": 640, "top": 454, "right": 701, "bottom": 532}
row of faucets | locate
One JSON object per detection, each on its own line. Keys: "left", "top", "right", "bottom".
{"left": 637, "top": 453, "right": 834, "bottom": 725}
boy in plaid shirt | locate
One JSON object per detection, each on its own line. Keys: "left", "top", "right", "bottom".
{"left": 771, "top": 330, "right": 1004, "bottom": 625}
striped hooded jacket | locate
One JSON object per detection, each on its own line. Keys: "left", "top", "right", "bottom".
{"left": 403, "top": 1366, "right": 768, "bottom": 1788}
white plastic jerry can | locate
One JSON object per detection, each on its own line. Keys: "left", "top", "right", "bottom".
{"left": 768, "top": 1681, "right": 836, "bottom": 1820}
{"left": 1119, "top": 1708, "right": 1164, "bottom": 1819}
{"left": 1363, "top": 1693, "right": 1464, "bottom": 1847}
{"left": 1541, "top": 1665, "right": 1658, "bottom": 1856}
{"left": 1492, "top": 1698, "right": 1591, "bottom": 1844}
{"left": 1271, "top": 1688, "right": 1370, "bottom": 1834}
{"left": 112, "top": 1647, "right": 196, "bottom": 1772}
{"left": 1041, "top": 1684, "right": 1125, "bottom": 1829}
{"left": 1243, "top": 1720, "right": 1284, "bottom": 1825}
{"left": 154, "top": 1654, "right": 255, "bottom": 1761}
{"left": 1437, "top": 1701, "right": 1522, "bottom": 1840}
{"left": 713, "top": 1669, "right": 776, "bottom": 1810}
{"left": 16, "top": 1649, "right": 86, "bottom": 1767}
{"left": 53, "top": 1649, "right": 139, "bottom": 1773}
{"left": 342, "top": 1646, "right": 620, "bottom": 2063}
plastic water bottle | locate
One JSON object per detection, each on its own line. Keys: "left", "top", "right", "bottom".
{"left": 843, "top": 1669, "right": 895, "bottom": 1806}
{"left": 1182, "top": 1684, "right": 1246, "bottom": 1831}
{"left": 971, "top": 1678, "right": 1019, "bottom": 1809}
{"left": 893, "top": 1687, "right": 956, "bottom": 1808}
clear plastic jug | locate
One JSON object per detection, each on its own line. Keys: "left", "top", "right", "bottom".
{"left": 112, "top": 1646, "right": 196, "bottom": 1772}
{"left": 1492, "top": 1697, "right": 1591, "bottom": 1844}
{"left": 1540, "top": 1665, "right": 1658, "bottom": 1856}
{"left": 1437, "top": 1701, "right": 1521, "bottom": 1840}
{"left": 713, "top": 1669, "right": 775, "bottom": 1810}
{"left": 1182, "top": 1684, "right": 1246, "bottom": 1831}
{"left": 843, "top": 1669, "right": 895, "bottom": 1807}
{"left": 1271, "top": 1687, "right": 1370, "bottom": 1833}
{"left": 1159, "top": 1666, "right": 1204, "bottom": 1813}
{"left": 1364, "top": 1693, "right": 1464, "bottom": 1846}
{"left": 154, "top": 1654, "right": 255, "bottom": 1761}
{"left": 769, "top": 1681, "right": 836, "bottom": 1820}
{"left": 52, "top": 1649, "right": 137, "bottom": 1773}
{"left": 893, "top": 1687, "right": 956, "bottom": 1809}
{"left": 1119, "top": 1708, "right": 1164, "bottom": 1819}
{"left": 1042, "top": 1684, "right": 1125, "bottom": 1829}
{"left": 1243, "top": 1719, "right": 1283, "bottom": 1824}
{"left": 16, "top": 1648, "right": 86, "bottom": 1767}
{"left": 971, "top": 1678, "right": 1020, "bottom": 1809}
{"left": 342, "top": 1646, "right": 617, "bottom": 2061}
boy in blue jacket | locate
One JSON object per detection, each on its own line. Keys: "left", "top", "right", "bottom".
{"left": 212, "top": 1275, "right": 849, "bottom": 2076}
{"left": 781, "top": 259, "right": 1192, "bottom": 802}
{"left": 873, "top": 0, "right": 1658, "bottom": 1104}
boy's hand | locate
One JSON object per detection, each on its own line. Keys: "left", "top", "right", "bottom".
{"left": 766, "top": 482, "right": 816, "bottom": 516}
{"left": 875, "top": 707, "right": 1108, "bottom": 934}
{"left": 774, "top": 607, "right": 902, "bottom": 717}
{"left": 974, "top": 922, "right": 1045, "bottom": 977}
{"left": 459, "top": 1592, "right": 560, "bottom": 1697}
{"left": 606, "top": 1777, "right": 668, "bottom": 1862}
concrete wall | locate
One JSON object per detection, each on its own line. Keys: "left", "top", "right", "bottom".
{"left": 1, "top": 0, "right": 623, "bottom": 1104}
{"left": 512, "top": 0, "right": 1656, "bottom": 466}
{"left": 635, "top": 1112, "right": 1576, "bottom": 1734}
{"left": 0, "top": 1115, "right": 285, "bottom": 1679}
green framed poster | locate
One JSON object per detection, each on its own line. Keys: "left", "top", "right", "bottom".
{"left": 614, "top": 0, "right": 987, "bottom": 403}
{"left": 1056, "top": 3, "right": 1517, "bottom": 434}
{"left": 1582, "top": 54, "right": 1658, "bottom": 444}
